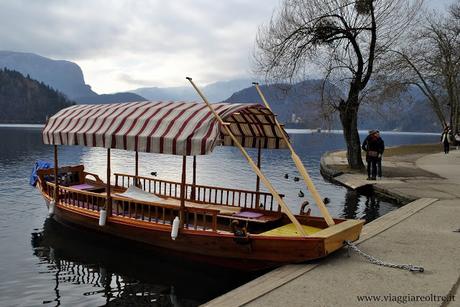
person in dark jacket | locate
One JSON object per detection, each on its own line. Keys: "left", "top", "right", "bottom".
{"left": 375, "top": 131, "right": 385, "bottom": 178}
{"left": 441, "top": 126, "right": 452, "bottom": 154}
{"left": 362, "top": 130, "right": 385, "bottom": 180}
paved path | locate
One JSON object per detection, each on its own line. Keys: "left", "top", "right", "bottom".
{"left": 204, "top": 149, "right": 460, "bottom": 307}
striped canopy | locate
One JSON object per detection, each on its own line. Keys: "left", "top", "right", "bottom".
{"left": 42, "top": 101, "right": 289, "bottom": 155}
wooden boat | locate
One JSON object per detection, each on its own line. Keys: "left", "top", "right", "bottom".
{"left": 36, "top": 80, "right": 363, "bottom": 271}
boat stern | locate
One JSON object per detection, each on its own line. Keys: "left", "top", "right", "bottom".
{"left": 311, "top": 219, "right": 365, "bottom": 255}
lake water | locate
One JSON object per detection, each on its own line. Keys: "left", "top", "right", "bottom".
{"left": 0, "top": 126, "right": 439, "bottom": 306}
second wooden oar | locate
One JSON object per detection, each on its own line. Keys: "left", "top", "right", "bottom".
{"left": 187, "top": 77, "right": 308, "bottom": 237}
{"left": 253, "top": 82, "right": 335, "bottom": 226}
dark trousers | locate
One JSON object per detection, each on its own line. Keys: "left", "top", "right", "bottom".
{"left": 377, "top": 158, "right": 382, "bottom": 177}
{"left": 444, "top": 140, "right": 450, "bottom": 154}
{"left": 367, "top": 157, "right": 378, "bottom": 179}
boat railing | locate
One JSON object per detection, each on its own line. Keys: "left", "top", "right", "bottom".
{"left": 114, "top": 173, "right": 283, "bottom": 212}
{"left": 112, "top": 195, "right": 218, "bottom": 231}
{"left": 44, "top": 181, "right": 217, "bottom": 231}
{"left": 45, "top": 181, "right": 107, "bottom": 213}
{"left": 37, "top": 165, "right": 104, "bottom": 191}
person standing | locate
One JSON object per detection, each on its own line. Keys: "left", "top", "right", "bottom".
{"left": 454, "top": 132, "right": 460, "bottom": 150}
{"left": 362, "top": 130, "right": 385, "bottom": 180}
{"left": 441, "top": 127, "right": 451, "bottom": 154}
{"left": 375, "top": 130, "right": 385, "bottom": 179}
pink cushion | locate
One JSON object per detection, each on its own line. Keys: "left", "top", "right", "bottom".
{"left": 71, "top": 183, "right": 94, "bottom": 190}
{"left": 233, "top": 211, "right": 264, "bottom": 219}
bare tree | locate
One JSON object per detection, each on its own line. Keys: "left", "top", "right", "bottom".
{"left": 444, "top": 2, "right": 460, "bottom": 132}
{"left": 379, "top": 3, "right": 460, "bottom": 132}
{"left": 255, "top": 0, "right": 422, "bottom": 169}
{"left": 377, "top": 47, "right": 448, "bottom": 126}
{"left": 424, "top": 17, "right": 460, "bottom": 131}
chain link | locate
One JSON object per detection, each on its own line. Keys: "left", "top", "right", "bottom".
{"left": 344, "top": 240, "right": 424, "bottom": 273}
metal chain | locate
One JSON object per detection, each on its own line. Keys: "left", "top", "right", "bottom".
{"left": 344, "top": 240, "right": 424, "bottom": 273}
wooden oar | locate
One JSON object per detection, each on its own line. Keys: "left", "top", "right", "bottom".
{"left": 253, "top": 82, "right": 335, "bottom": 226}
{"left": 187, "top": 77, "right": 307, "bottom": 237}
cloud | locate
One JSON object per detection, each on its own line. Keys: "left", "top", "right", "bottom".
{"left": 2, "top": 0, "right": 449, "bottom": 93}
{"left": 0, "top": 0, "right": 280, "bottom": 93}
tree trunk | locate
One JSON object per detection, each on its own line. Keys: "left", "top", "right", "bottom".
{"left": 339, "top": 100, "right": 364, "bottom": 170}
{"left": 452, "top": 81, "right": 460, "bottom": 133}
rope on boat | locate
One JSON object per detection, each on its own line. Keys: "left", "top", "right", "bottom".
{"left": 345, "top": 241, "right": 424, "bottom": 273}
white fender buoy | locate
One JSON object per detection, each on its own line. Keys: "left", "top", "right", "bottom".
{"left": 48, "top": 200, "right": 55, "bottom": 216}
{"left": 171, "top": 216, "right": 180, "bottom": 240}
{"left": 99, "top": 209, "right": 107, "bottom": 226}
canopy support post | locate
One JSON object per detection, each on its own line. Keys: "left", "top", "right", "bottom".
{"left": 187, "top": 77, "right": 307, "bottom": 237}
{"left": 106, "top": 148, "right": 112, "bottom": 216}
{"left": 135, "top": 150, "right": 139, "bottom": 187}
{"left": 191, "top": 156, "right": 197, "bottom": 200}
{"left": 255, "top": 140, "right": 261, "bottom": 208}
{"left": 180, "top": 155, "right": 187, "bottom": 228}
{"left": 53, "top": 145, "right": 59, "bottom": 202}
{"left": 253, "top": 82, "right": 335, "bottom": 226}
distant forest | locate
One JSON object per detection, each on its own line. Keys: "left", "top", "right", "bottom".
{"left": 0, "top": 68, "right": 73, "bottom": 123}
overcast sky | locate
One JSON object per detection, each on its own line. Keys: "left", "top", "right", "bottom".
{"left": 0, "top": 0, "right": 456, "bottom": 94}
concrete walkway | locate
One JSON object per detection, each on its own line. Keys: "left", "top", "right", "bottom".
{"left": 204, "top": 148, "right": 460, "bottom": 307}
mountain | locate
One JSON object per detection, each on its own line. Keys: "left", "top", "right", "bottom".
{"left": 0, "top": 68, "right": 73, "bottom": 123}
{"left": 132, "top": 78, "right": 253, "bottom": 102}
{"left": 224, "top": 80, "right": 442, "bottom": 132}
{"left": 75, "top": 92, "right": 146, "bottom": 104}
{"left": 0, "top": 49, "right": 441, "bottom": 131}
{"left": 0, "top": 51, "right": 146, "bottom": 103}
{"left": 0, "top": 51, "right": 96, "bottom": 99}
{"left": 225, "top": 80, "right": 341, "bottom": 128}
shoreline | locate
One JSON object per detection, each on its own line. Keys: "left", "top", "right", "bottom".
{"left": 320, "top": 143, "right": 442, "bottom": 205}
{"left": 0, "top": 123, "right": 441, "bottom": 135}
{"left": 204, "top": 144, "right": 460, "bottom": 307}
{"left": 0, "top": 123, "right": 44, "bottom": 128}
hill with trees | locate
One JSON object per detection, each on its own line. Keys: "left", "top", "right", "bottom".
{"left": 0, "top": 68, "right": 73, "bottom": 123}
{"left": 225, "top": 80, "right": 441, "bottom": 132}
{"left": 0, "top": 51, "right": 96, "bottom": 100}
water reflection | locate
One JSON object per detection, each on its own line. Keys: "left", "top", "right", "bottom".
{"left": 342, "top": 190, "right": 360, "bottom": 219}
{"left": 363, "top": 194, "right": 381, "bottom": 222}
{"left": 341, "top": 189, "right": 388, "bottom": 221}
{"left": 31, "top": 219, "right": 257, "bottom": 306}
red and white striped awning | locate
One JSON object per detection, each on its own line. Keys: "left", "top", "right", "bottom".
{"left": 42, "top": 101, "right": 289, "bottom": 155}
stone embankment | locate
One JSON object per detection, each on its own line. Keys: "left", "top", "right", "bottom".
{"left": 204, "top": 144, "right": 460, "bottom": 307}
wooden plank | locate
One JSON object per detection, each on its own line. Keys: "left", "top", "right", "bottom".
{"left": 312, "top": 220, "right": 364, "bottom": 254}
{"left": 202, "top": 264, "right": 317, "bottom": 307}
{"left": 333, "top": 173, "right": 370, "bottom": 189}
{"left": 313, "top": 220, "right": 364, "bottom": 238}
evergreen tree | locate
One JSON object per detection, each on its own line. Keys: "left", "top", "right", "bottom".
{"left": 0, "top": 68, "right": 74, "bottom": 123}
